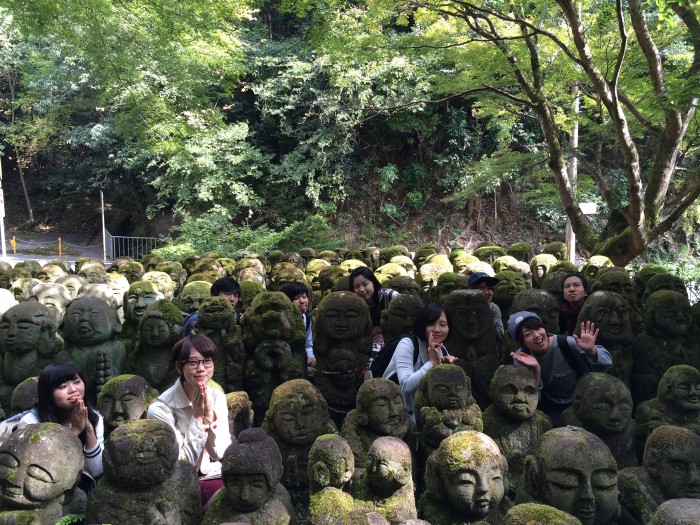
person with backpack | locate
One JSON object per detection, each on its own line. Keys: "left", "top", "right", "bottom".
{"left": 349, "top": 267, "right": 399, "bottom": 350}
{"left": 382, "top": 303, "right": 459, "bottom": 421}
{"left": 508, "top": 310, "right": 612, "bottom": 426}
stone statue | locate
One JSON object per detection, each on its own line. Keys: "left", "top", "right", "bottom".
{"left": 9, "top": 377, "right": 38, "bottom": 417}
{"left": 236, "top": 280, "right": 266, "bottom": 318}
{"left": 122, "top": 281, "right": 164, "bottom": 345}
{"left": 0, "top": 268, "right": 32, "bottom": 290}
{"left": 643, "top": 272, "right": 688, "bottom": 307}
{"left": 443, "top": 290, "right": 501, "bottom": 407}
{"left": 118, "top": 261, "right": 145, "bottom": 284}
{"left": 385, "top": 276, "right": 421, "bottom": 297}
{"left": 530, "top": 254, "right": 558, "bottom": 289}
{"left": 648, "top": 498, "right": 700, "bottom": 525}
{"left": 632, "top": 290, "right": 699, "bottom": 405}
{"left": 203, "top": 428, "right": 296, "bottom": 525}
{"left": 0, "top": 423, "right": 84, "bottom": 525}
{"left": 78, "top": 283, "right": 119, "bottom": 309}
{"left": 378, "top": 245, "right": 409, "bottom": 267}
{"left": 314, "top": 292, "right": 373, "bottom": 424}
{"left": 0, "top": 302, "right": 62, "bottom": 413}
{"left": 482, "top": 365, "right": 552, "bottom": 489}
{"left": 414, "top": 364, "right": 483, "bottom": 458}
{"left": 262, "top": 379, "right": 338, "bottom": 490}
{"left": 493, "top": 270, "right": 529, "bottom": 323}
{"left": 36, "top": 263, "right": 67, "bottom": 283}
{"left": 389, "top": 256, "right": 416, "bottom": 279}
{"left": 97, "top": 374, "right": 160, "bottom": 437}
{"left": 473, "top": 245, "right": 507, "bottom": 264}
{"left": 78, "top": 261, "right": 108, "bottom": 284}
{"left": 56, "top": 274, "right": 88, "bottom": 301}
{"left": 10, "top": 278, "right": 41, "bottom": 302}
{"left": 451, "top": 252, "right": 480, "bottom": 274}
{"left": 539, "top": 270, "right": 569, "bottom": 304}
{"left": 521, "top": 426, "right": 620, "bottom": 525}
{"left": 505, "top": 503, "right": 582, "bottom": 525}
{"left": 379, "top": 294, "right": 423, "bottom": 342}
{"left": 242, "top": 292, "right": 307, "bottom": 424}
{"left": 633, "top": 265, "right": 667, "bottom": 308}
{"left": 155, "top": 261, "right": 187, "bottom": 298}
{"left": 590, "top": 268, "right": 642, "bottom": 333}
{"left": 353, "top": 437, "right": 417, "bottom": 524}
{"left": 104, "top": 272, "right": 131, "bottom": 322}
{"left": 226, "top": 391, "right": 254, "bottom": 439}
{"left": 417, "top": 263, "right": 446, "bottom": 302}
{"left": 191, "top": 296, "right": 245, "bottom": 393}
{"left": 430, "top": 272, "right": 469, "bottom": 303}
{"left": 581, "top": 256, "right": 613, "bottom": 283}
{"left": 336, "top": 509, "right": 390, "bottom": 525}
{"left": 374, "top": 263, "right": 407, "bottom": 286}
{"left": 86, "top": 419, "right": 201, "bottom": 525}
{"left": 618, "top": 425, "right": 700, "bottom": 525}
{"left": 559, "top": 373, "right": 637, "bottom": 469}
{"left": 635, "top": 365, "right": 700, "bottom": 452}
{"left": 142, "top": 270, "right": 176, "bottom": 301}
{"left": 177, "top": 281, "right": 212, "bottom": 315}
{"left": 542, "top": 241, "right": 567, "bottom": 261}
{"left": 341, "top": 379, "right": 412, "bottom": 471}
{"left": 508, "top": 242, "right": 534, "bottom": 263}
{"left": 308, "top": 434, "right": 356, "bottom": 525}
{"left": 420, "top": 430, "right": 508, "bottom": 525}
{"left": 413, "top": 244, "right": 438, "bottom": 268}
{"left": 306, "top": 259, "right": 331, "bottom": 292}
{"left": 31, "top": 282, "right": 72, "bottom": 330}
{"left": 126, "top": 300, "right": 183, "bottom": 392}
{"left": 56, "top": 297, "right": 126, "bottom": 400}
{"left": 576, "top": 291, "right": 635, "bottom": 386}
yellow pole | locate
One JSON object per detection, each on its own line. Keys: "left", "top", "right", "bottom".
{"left": 58, "top": 237, "right": 62, "bottom": 257}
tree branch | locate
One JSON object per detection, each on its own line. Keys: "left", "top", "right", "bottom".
{"left": 649, "top": 177, "right": 700, "bottom": 239}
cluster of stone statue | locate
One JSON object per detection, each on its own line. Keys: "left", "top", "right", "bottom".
{"left": 0, "top": 240, "right": 699, "bottom": 525}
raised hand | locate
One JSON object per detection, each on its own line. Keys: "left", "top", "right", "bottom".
{"left": 70, "top": 397, "right": 89, "bottom": 436}
{"left": 427, "top": 333, "right": 442, "bottom": 365}
{"left": 573, "top": 321, "right": 600, "bottom": 357}
{"left": 192, "top": 384, "right": 214, "bottom": 424}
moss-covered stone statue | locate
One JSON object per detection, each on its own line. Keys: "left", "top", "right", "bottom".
{"left": 482, "top": 365, "right": 552, "bottom": 491}
{"left": 473, "top": 245, "right": 507, "bottom": 265}
{"left": 36, "top": 263, "right": 67, "bottom": 283}
{"left": 0, "top": 267, "right": 32, "bottom": 290}
{"left": 493, "top": 270, "right": 529, "bottom": 323}
{"left": 243, "top": 292, "right": 307, "bottom": 423}
{"left": 341, "top": 379, "right": 413, "bottom": 473}
{"left": 262, "top": 379, "right": 338, "bottom": 490}
{"left": 0, "top": 423, "right": 84, "bottom": 524}
{"left": 632, "top": 290, "right": 699, "bottom": 405}
{"left": 529, "top": 253, "right": 558, "bottom": 289}
{"left": 576, "top": 291, "right": 635, "bottom": 387}
{"left": 126, "top": 300, "right": 183, "bottom": 392}
{"left": 618, "top": 425, "right": 700, "bottom": 525}
{"left": 385, "top": 275, "right": 422, "bottom": 297}
{"left": 352, "top": 436, "right": 417, "bottom": 524}
{"left": 155, "top": 261, "right": 187, "bottom": 298}
{"left": 236, "top": 280, "right": 266, "bottom": 318}
{"left": 86, "top": 419, "right": 201, "bottom": 525}
{"left": 374, "top": 263, "right": 406, "bottom": 287}
{"left": 632, "top": 264, "right": 667, "bottom": 308}
{"left": 635, "top": 365, "right": 700, "bottom": 454}
{"left": 177, "top": 280, "right": 212, "bottom": 316}
{"left": 414, "top": 364, "right": 483, "bottom": 458}
{"left": 142, "top": 270, "right": 176, "bottom": 301}
{"left": 430, "top": 272, "right": 469, "bottom": 303}
{"left": 10, "top": 277, "right": 40, "bottom": 302}
{"left": 648, "top": 498, "right": 700, "bottom": 525}
{"left": 419, "top": 430, "right": 509, "bottom": 525}
{"left": 540, "top": 270, "right": 568, "bottom": 304}
{"left": 308, "top": 434, "right": 356, "bottom": 525}
{"left": 379, "top": 246, "right": 410, "bottom": 267}
{"left": 55, "top": 274, "right": 87, "bottom": 301}
{"left": 416, "top": 263, "right": 447, "bottom": 303}
{"left": 314, "top": 292, "right": 373, "bottom": 423}
{"left": 507, "top": 242, "right": 534, "bottom": 264}
{"left": 203, "top": 428, "right": 296, "bottom": 525}
{"left": 56, "top": 296, "right": 126, "bottom": 401}
{"left": 97, "top": 374, "right": 159, "bottom": 437}
{"left": 389, "top": 256, "right": 416, "bottom": 279}
{"left": 78, "top": 261, "right": 108, "bottom": 284}
{"left": 581, "top": 255, "right": 613, "bottom": 283}
{"left": 0, "top": 302, "right": 62, "bottom": 413}
{"left": 505, "top": 503, "right": 582, "bottom": 525}
{"left": 520, "top": 427, "right": 620, "bottom": 525}
{"left": 119, "top": 281, "right": 164, "bottom": 357}
{"left": 642, "top": 272, "right": 688, "bottom": 307}
{"left": 589, "top": 268, "right": 642, "bottom": 334}
{"left": 306, "top": 259, "right": 331, "bottom": 292}
{"left": 9, "top": 377, "right": 38, "bottom": 417}
{"left": 191, "top": 296, "right": 245, "bottom": 393}
{"left": 559, "top": 373, "right": 637, "bottom": 469}
{"left": 380, "top": 294, "right": 423, "bottom": 342}
{"left": 443, "top": 290, "right": 501, "bottom": 407}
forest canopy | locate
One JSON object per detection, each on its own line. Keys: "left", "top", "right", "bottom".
{"left": 0, "top": 0, "right": 699, "bottom": 264}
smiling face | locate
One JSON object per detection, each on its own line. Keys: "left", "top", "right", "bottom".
{"left": 53, "top": 374, "right": 85, "bottom": 412}
{"left": 126, "top": 286, "right": 161, "bottom": 323}
{"left": 366, "top": 392, "right": 407, "bottom": 436}
{"left": 426, "top": 312, "right": 450, "bottom": 345}
{"left": 520, "top": 325, "right": 551, "bottom": 356}
{"left": 176, "top": 349, "right": 214, "bottom": 390}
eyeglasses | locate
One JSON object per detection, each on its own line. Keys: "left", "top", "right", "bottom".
{"left": 181, "top": 358, "right": 215, "bottom": 370}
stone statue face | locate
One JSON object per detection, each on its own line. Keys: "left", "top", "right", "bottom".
{"left": 36, "top": 264, "right": 66, "bottom": 283}
{"left": 576, "top": 379, "right": 632, "bottom": 434}
{"left": 492, "top": 368, "right": 538, "bottom": 421}
{"left": 652, "top": 439, "right": 700, "bottom": 499}
{"left": 365, "top": 388, "right": 408, "bottom": 435}
{"left": 178, "top": 283, "right": 211, "bottom": 314}
{"left": 652, "top": 295, "right": 693, "bottom": 336}
{"left": 0, "top": 303, "right": 47, "bottom": 355}
{"left": 585, "top": 292, "right": 630, "bottom": 342}
{"left": 366, "top": 437, "right": 412, "bottom": 495}
{"left": 272, "top": 395, "right": 326, "bottom": 446}
{"left": 33, "top": 283, "right": 71, "bottom": 328}
{"left": 494, "top": 272, "right": 528, "bottom": 302}
{"left": 126, "top": 287, "right": 161, "bottom": 323}
{"left": 537, "top": 429, "right": 618, "bottom": 525}
{"left": 140, "top": 317, "right": 172, "bottom": 347}
{"left": 0, "top": 424, "right": 82, "bottom": 510}
{"left": 99, "top": 378, "right": 151, "bottom": 433}
{"left": 445, "top": 458, "right": 505, "bottom": 518}
{"left": 454, "top": 302, "right": 487, "bottom": 340}
{"left": 78, "top": 264, "right": 107, "bottom": 284}
{"left": 64, "top": 297, "right": 117, "bottom": 344}
{"left": 664, "top": 369, "right": 700, "bottom": 412}
{"left": 320, "top": 295, "right": 367, "bottom": 341}
{"left": 56, "top": 275, "right": 86, "bottom": 300}
{"left": 226, "top": 473, "right": 271, "bottom": 512}
{"left": 512, "top": 290, "right": 560, "bottom": 334}
{"left": 428, "top": 368, "right": 470, "bottom": 410}
{"left": 381, "top": 296, "right": 422, "bottom": 340}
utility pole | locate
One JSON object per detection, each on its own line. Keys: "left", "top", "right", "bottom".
{"left": 566, "top": 82, "right": 580, "bottom": 264}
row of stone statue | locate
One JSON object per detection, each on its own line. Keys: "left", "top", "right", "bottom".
{"left": 2, "top": 365, "right": 699, "bottom": 525}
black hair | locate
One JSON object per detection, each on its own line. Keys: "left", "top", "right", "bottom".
{"left": 412, "top": 303, "right": 453, "bottom": 343}
{"left": 171, "top": 334, "right": 218, "bottom": 371}
{"left": 562, "top": 272, "right": 590, "bottom": 295}
{"left": 349, "top": 267, "right": 382, "bottom": 305}
{"left": 279, "top": 281, "right": 311, "bottom": 303}
{"left": 211, "top": 277, "right": 241, "bottom": 297}
{"left": 516, "top": 316, "right": 547, "bottom": 349}
{"left": 37, "top": 362, "right": 99, "bottom": 446}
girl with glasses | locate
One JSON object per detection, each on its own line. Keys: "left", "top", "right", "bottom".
{"left": 147, "top": 334, "right": 232, "bottom": 505}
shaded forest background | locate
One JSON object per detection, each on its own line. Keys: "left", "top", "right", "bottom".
{"left": 0, "top": 0, "right": 699, "bottom": 268}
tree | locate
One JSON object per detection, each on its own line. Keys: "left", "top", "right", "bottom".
{"left": 310, "top": 0, "right": 700, "bottom": 264}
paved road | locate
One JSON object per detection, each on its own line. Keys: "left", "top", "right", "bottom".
{"left": 1, "top": 232, "right": 108, "bottom": 267}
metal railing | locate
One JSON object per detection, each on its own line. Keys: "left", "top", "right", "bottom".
{"left": 105, "top": 231, "right": 161, "bottom": 260}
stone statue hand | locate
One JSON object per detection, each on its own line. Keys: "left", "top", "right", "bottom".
{"left": 191, "top": 384, "right": 214, "bottom": 424}
{"left": 573, "top": 321, "right": 599, "bottom": 357}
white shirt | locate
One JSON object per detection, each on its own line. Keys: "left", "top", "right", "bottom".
{"left": 147, "top": 379, "right": 231, "bottom": 478}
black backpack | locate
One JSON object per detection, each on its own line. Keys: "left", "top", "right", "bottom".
{"left": 363, "top": 334, "right": 419, "bottom": 381}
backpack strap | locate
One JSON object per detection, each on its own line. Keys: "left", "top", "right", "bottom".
{"left": 556, "top": 335, "right": 588, "bottom": 378}
{"left": 304, "top": 314, "right": 312, "bottom": 333}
